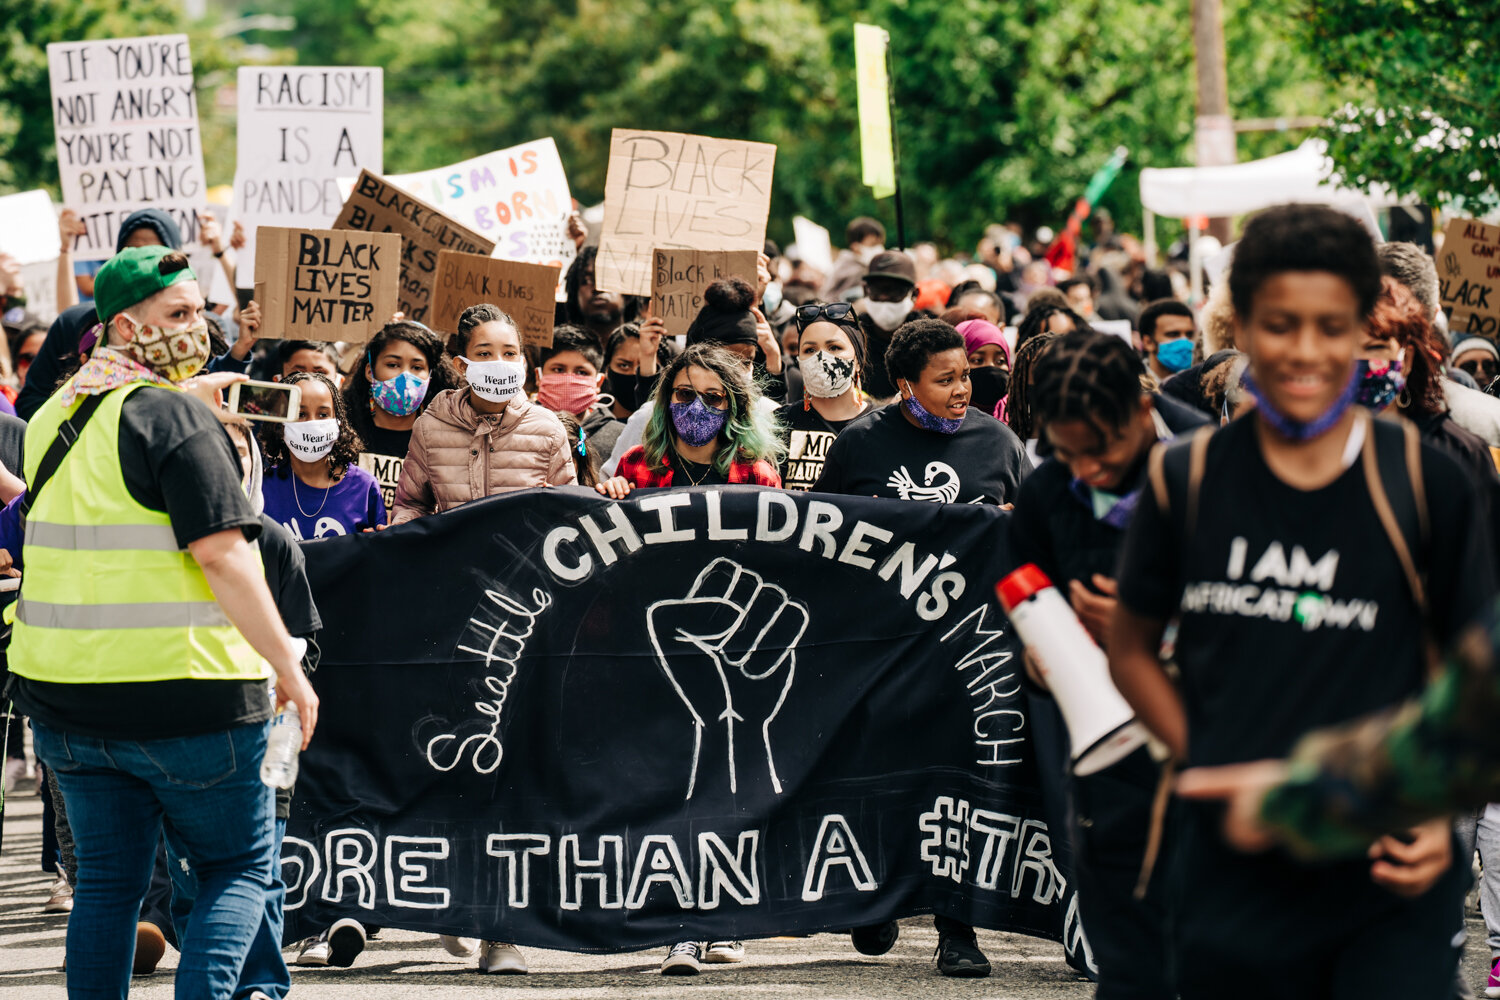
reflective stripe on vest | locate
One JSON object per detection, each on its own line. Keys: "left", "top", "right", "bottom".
{"left": 16, "top": 597, "right": 230, "bottom": 630}
{"left": 24, "top": 520, "right": 181, "bottom": 552}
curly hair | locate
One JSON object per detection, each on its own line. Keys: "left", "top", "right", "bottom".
{"left": 640, "top": 344, "right": 786, "bottom": 476}
{"left": 1006, "top": 331, "right": 1063, "bottom": 441}
{"left": 1230, "top": 204, "right": 1381, "bottom": 321}
{"left": 1029, "top": 330, "right": 1148, "bottom": 447}
{"left": 259, "top": 372, "right": 364, "bottom": 481}
{"left": 884, "top": 318, "right": 965, "bottom": 385}
{"left": 342, "top": 321, "right": 460, "bottom": 443}
{"left": 1369, "top": 276, "right": 1447, "bottom": 418}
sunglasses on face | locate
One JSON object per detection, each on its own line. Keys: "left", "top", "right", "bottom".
{"left": 1459, "top": 358, "right": 1498, "bottom": 379}
{"left": 672, "top": 387, "right": 729, "bottom": 409}
{"left": 795, "top": 302, "right": 856, "bottom": 329}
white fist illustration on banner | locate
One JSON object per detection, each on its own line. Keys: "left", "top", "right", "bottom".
{"left": 646, "top": 558, "right": 810, "bottom": 800}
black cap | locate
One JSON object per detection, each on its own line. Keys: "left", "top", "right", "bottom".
{"left": 865, "top": 250, "right": 916, "bottom": 286}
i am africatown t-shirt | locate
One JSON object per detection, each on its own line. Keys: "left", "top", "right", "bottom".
{"left": 775, "top": 399, "right": 872, "bottom": 492}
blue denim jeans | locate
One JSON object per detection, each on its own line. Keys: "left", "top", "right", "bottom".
{"left": 31, "top": 719, "right": 277, "bottom": 1000}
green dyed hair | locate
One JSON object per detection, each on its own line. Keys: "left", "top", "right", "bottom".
{"left": 641, "top": 344, "right": 786, "bottom": 476}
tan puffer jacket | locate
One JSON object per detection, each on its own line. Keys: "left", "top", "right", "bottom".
{"left": 391, "top": 387, "right": 576, "bottom": 524}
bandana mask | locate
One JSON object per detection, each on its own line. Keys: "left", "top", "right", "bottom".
{"left": 1354, "top": 358, "right": 1406, "bottom": 411}
{"left": 901, "top": 381, "right": 964, "bottom": 434}
{"left": 1156, "top": 337, "right": 1194, "bottom": 374}
{"left": 799, "top": 351, "right": 857, "bottom": 399}
{"left": 669, "top": 396, "right": 728, "bottom": 446}
{"left": 120, "top": 316, "right": 211, "bottom": 382}
{"left": 369, "top": 370, "right": 429, "bottom": 416}
{"left": 283, "top": 418, "right": 339, "bottom": 462}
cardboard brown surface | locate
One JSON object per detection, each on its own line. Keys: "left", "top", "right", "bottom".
{"left": 432, "top": 251, "right": 562, "bottom": 348}
{"left": 333, "top": 169, "right": 495, "bottom": 324}
{"left": 596, "top": 129, "right": 775, "bottom": 297}
{"left": 1439, "top": 217, "right": 1500, "bottom": 341}
{"left": 650, "top": 249, "right": 760, "bottom": 339}
{"left": 253, "top": 226, "right": 400, "bottom": 343}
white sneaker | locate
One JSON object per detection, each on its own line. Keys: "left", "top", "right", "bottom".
{"left": 440, "top": 934, "right": 482, "bottom": 958}
{"left": 478, "top": 941, "right": 527, "bottom": 974}
{"left": 43, "top": 876, "right": 72, "bottom": 913}
{"left": 326, "top": 918, "right": 367, "bottom": 968}
{"left": 295, "top": 935, "right": 331, "bottom": 967}
{"left": 661, "top": 941, "right": 703, "bottom": 975}
{"left": 704, "top": 940, "right": 746, "bottom": 964}
{"left": 3, "top": 757, "right": 26, "bottom": 792}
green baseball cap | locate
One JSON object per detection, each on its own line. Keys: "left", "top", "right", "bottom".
{"left": 95, "top": 245, "right": 197, "bottom": 330}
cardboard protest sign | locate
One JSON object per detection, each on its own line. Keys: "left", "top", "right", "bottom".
{"left": 47, "top": 35, "right": 206, "bottom": 260}
{"left": 0, "top": 191, "right": 61, "bottom": 266}
{"left": 253, "top": 226, "right": 399, "bottom": 343}
{"left": 333, "top": 170, "right": 494, "bottom": 325}
{"left": 650, "top": 249, "right": 760, "bottom": 339}
{"left": 596, "top": 130, "right": 775, "bottom": 297}
{"left": 376, "top": 139, "right": 575, "bottom": 300}
{"left": 1439, "top": 218, "right": 1500, "bottom": 340}
{"left": 234, "top": 67, "right": 383, "bottom": 288}
{"left": 433, "top": 251, "right": 561, "bottom": 348}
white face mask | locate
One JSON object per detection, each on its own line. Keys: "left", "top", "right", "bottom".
{"left": 864, "top": 297, "right": 913, "bottom": 332}
{"left": 463, "top": 357, "right": 528, "bottom": 403}
{"left": 282, "top": 419, "right": 339, "bottom": 463}
{"left": 798, "top": 350, "right": 857, "bottom": 399}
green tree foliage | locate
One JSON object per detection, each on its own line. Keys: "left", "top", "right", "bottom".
{"left": 1309, "top": 0, "right": 1499, "bottom": 210}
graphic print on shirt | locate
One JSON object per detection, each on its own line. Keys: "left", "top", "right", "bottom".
{"left": 282, "top": 515, "right": 349, "bottom": 541}
{"left": 1179, "top": 537, "right": 1377, "bottom": 632}
{"left": 784, "top": 429, "right": 837, "bottom": 492}
{"left": 887, "top": 461, "right": 961, "bottom": 504}
{"left": 359, "top": 452, "right": 404, "bottom": 511}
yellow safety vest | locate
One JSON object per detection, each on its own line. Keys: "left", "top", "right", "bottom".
{"left": 8, "top": 379, "right": 269, "bottom": 684}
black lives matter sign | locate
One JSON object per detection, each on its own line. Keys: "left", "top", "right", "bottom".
{"left": 254, "top": 227, "right": 399, "bottom": 343}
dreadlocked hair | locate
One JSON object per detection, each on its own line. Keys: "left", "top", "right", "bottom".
{"left": 1029, "top": 330, "right": 1150, "bottom": 449}
{"left": 1016, "top": 303, "right": 1091, "bottom": 349}
{"left": 342, "top": 321, "right": 460, "bottom": 444}
{"left": 259, "top": 372, "right": 365, "bottom": 481}
{"left": 1006, "top": 331, "right": 1063, "bottom": 441}
{"left": 641, "top": 344, "right": 786, "bottom": 476}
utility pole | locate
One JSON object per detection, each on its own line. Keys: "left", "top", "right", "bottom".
{"left": 1192, "top": 0, "right": 1235, "bottom": 245}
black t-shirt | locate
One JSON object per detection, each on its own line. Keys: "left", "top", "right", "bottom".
{"left": 775, "top": 400, "right": 872, "bottom": 492}
{"left": 0, "top": 412, "right": 25, "bottom": 479}
{"left": 668, "top": 451, "right": 727, "bottom": 486}
{"left": 360, "top": 423, "right": 414, "bottom": 460}
{"left": 1117, "top": 415, "right": 1496, "bottom": 768}
{"left": 9, "top": 387, "right": 270, "bottom": 740}
{"left": 812, "top": 402, "right": 1032, "bottom": 505}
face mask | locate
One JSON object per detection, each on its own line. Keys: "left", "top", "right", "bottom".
{"left": 762, "top": 281, "right": 783, "bottom": 316}
{"left": 1354, "top": 358, "right": 1406, "bottom": 411}
{"left": 865, "top": 297, "right": 913, "bottom": 332}
{"left": 968, "top": 367, "right": 1010, "bottom": 415}
{"left": 857, "top": 243, "right": 885, "bottom": 264}
{"left": 669, "top": 396, "right": 728, "bottom": 447}
{"left": 1243, "top": 367, "right": 1359, "bottom": 441}
{"left": 798, "top": 351, "right": 857, "bottom": 399}
{"left": 606, "top": 370, "right": 641, "bottom": 408}
{"left": 537, "top": 370, "right": 600, "bottom": 415}
{"left": 1156, "top": 337, "right": 1194, "bottom": 374}
{"left": 462, "top": 358, "right": 527, "bottom": 404}
{"left": 901, "top": 380, "right": 964, "bottom": 434}
{"left": 369, "top": 369, "right": 429, "bottom": 416}
{"left": 282, "top": 418, "right": 339, "bottom": 463}
{"left": 121, "top": 316, "right": 211, "bottom": 382}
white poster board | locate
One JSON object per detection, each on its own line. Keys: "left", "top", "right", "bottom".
{"left": 0, "top": 191, "right": 61, "bottom": 265}
{"left": 47, "top": 34, "right": 207, "bottom": 260}
{"left": 233, "top": 66, "right": 384, "bottom": 288}
{"left": 792, "top": 215, "right": 834, "bottom": 274}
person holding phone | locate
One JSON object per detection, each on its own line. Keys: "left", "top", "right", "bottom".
{"left": 258, "top": 372, "right": 385, "bottom": 539}
{"left": 3, "top": 245, "right": 318, "bottom": 998}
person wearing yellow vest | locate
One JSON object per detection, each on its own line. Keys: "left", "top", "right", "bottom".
{"left": 3, "top": 245, "right": 319, "bottom": 1000}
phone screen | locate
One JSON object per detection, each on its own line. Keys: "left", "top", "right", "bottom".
{"left": 234, "top": 382, "right": 295, "bottom": 420}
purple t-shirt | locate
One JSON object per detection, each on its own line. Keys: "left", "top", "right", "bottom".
{"left": 260, "top": 463, "right": 387, "bottom": 541}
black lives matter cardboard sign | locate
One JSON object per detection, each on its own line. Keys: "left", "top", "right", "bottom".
{"left": 432, "top": 251, "right": 562, "bottom": 348}
{"left": 333, "top": 169, "right": 494, "bottom": 324}
{"left": 1440, "top": 217, "right": 1500, "bottom": 340}
{"left": 650, "top": 249, "right": 760, "bottom": 339}
{"left": 253, "top": 226, "right": 400, "bottom": 343}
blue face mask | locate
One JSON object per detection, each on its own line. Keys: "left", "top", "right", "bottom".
{"left": 1156, "top": 337, "right": 1194, "bottom": 374}
{"left": 1244, "top": 366, "right": 1359, "bottom": 441}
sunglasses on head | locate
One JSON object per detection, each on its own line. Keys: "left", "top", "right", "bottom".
{"left": 795, "top": 302, "right": 856, "bottom": 329}
{"left": 672, "top": 387, "right": 729, "bottom": 409}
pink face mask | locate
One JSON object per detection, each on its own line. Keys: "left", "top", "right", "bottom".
{"left": 536, "top": 371, "right": 600, "bottom": 415}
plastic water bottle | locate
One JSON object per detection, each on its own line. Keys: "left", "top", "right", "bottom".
{"left": 261, "top": 702, "right": 302, "bottom": 789}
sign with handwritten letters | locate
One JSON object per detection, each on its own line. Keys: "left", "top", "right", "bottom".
{"left": 596, "top": 130, "right": 776, "bottom": 297}
{"left": 47, "top": 34, "right": 207, "bottom": 260}
{"left": 1439, "top": 217, "right": 1500, "bottom": 340}
{"left": 649, "top": 249, "right": 760, "bottom": 339}
{"left": 253, "top": 226, "right": 400, "bottom": 343}
{"left": 432, "top": 250, "right": 562, "bottom": 348}
{"left": 285, "top": 488, "right": 1090, "bottom": 972}
{"left": 333, "top": 170, "right": 494, "bottom": 325}
{"left": 234, "top": 67, "right": 384, "bottom": 288}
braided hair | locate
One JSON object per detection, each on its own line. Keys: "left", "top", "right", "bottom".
{"left": 1016, "top": 303, "right": 1090, "bottom": 349}
{"left": 1005, "top": 331, "right": 1062, "bottom": 441}
{"left": 1028, "top": 330, "right": 1150, "bottom": 449}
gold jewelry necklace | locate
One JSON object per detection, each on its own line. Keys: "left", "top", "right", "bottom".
{"left": 671, "top": 448, "right": 712, "bottom": 486}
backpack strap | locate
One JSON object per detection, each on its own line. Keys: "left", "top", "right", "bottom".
{"left": 18, "top": 393, "right": 108, "bottom": 521}
{"left": 1361, "top": 410, "right": 1428, "bottom": 617}
{"left": 1183, "top": 426, "right": 1212, "bottom": 539}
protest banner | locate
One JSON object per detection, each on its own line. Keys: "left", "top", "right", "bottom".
{"left": 432, "top": 251, "right": 561, "bottom": 348}
{"left": 650, "top": 248, "right": 760, "bottom": 339}
{"left": 333, "top": 170, "right": 494, "bottom": 325}
{"left": 0, "top": 191, "right": 61, "bottom": 266}
{"left": 375, "top": 139, "right": 575, "bottom": 300}
{"left": 253, "top": 226, "right": 399, "bottom": 342}
{"left": 234, "top": 67, "right": 384, "bottom": 288}
{"left": 596, "top": 130, "right": 775, "bottom": 297}
{"left": 284, "top": 488, "right": 1092, "bottom": 974}
{"left": 1439, "top": 217, "right": 1500, "bottom": 340}
{"left": 47, "top": 34, "right": 206, "bottom": 260}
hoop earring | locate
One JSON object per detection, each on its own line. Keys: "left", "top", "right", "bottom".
{"left": 1397, "top": 387, "right": 1411, "bottom": 409}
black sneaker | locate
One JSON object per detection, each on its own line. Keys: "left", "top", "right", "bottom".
{"left": 935, "top": 932, "right": 991, "bottom": 978}
{"left": 327, "top": 918, "right": 367, "bottom": 968}
{"left": 850, "top": 920, "right": 900, "bottom": 956}
{"left": 661, "top": 941, "right": 703, "bottom": 975}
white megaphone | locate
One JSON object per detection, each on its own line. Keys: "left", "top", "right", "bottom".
{"left": 996, "top": 564, "right": 1148, "bottom": 776}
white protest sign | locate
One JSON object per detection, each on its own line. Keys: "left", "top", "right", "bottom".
{"left": 47, "top": 34, "right": 207, "bottom": 261}
{"left": 233, "top": 66, "right": 384, "bottom": 288}
{"left": 20, "top": 262, "right": 59, "bottom": 323}
{"left": 792, "top": 215, "right": 833, "bottom": 274}
{"left": 373, "top": 138, "right": 575, "bottom": 300}
{"left": 1091, "top": 318, "right": 1135, "bottom": 346}
{"left": 0, "top": 191, "right": 61, "bottom": 265}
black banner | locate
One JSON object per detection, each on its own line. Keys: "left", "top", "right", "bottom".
{"left": 285, "top": 486, "right": 1090, "bottom": 969}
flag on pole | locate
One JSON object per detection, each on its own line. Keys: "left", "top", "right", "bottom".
{"left": 1045, "top": 146, "right": 1129, "bottom": 272}
{"left": 854, "top": 23, "right": 896, "bottom": 200}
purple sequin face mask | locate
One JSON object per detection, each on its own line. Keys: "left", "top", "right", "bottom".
{"left": 669, "top": 396, "right": 728, "bottom": 446}
{"left": 901, "top": 381, "right": 964, "bottom": 434}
